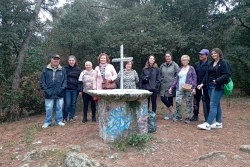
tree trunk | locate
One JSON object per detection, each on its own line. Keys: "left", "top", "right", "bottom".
{"left": 11, "top": 0, "right": 44, "bottom": 90}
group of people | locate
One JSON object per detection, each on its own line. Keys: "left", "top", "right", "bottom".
{"left": 40, "top": 48, "right": 231, "bottom": 131}
{"left": 159, "top": 48, "right": 231, "bottom": 130}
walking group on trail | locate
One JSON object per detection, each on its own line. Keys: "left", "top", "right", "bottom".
{"left": 40, "top": 48, "right": 232, "bottom": 131}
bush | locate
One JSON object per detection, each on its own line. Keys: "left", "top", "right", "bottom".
{"left": 111, "top": 133, "right": 153, "bottom": 151}
{"left": 19, "top": 72, "right": 45, "bottom": 116}
{"left": 0, "top": 72, "right": 45, "bottom": 122}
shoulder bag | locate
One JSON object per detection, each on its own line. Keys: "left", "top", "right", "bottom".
{"left": 100, "top": 66, "right": 117, "bottom": 89}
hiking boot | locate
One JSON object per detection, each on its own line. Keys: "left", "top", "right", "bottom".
{"left": 82, "top": 118, "right": 87, "bottom": 123}
{"left": 184, "top": 118, "right": 190, "bottom": 124}
{"left": 164, "top": 113, "right": 170, "bottom": 120}
{"left": 56, "top": 122, "right": 65, "bottom": 126}
{"left": 211, "top": 122, "right": 223, "bottom": 129}
{"left": 92, "top": 117, "right": 96, "bottom": 122}
{"left": 42, "top": 124, "right": 50, "bottom": 129}
{"left": 197, "top": 122, "right": 211, "bottom": 130}
{"left": 190, "top": 115, "right": 199, "bottom": 121}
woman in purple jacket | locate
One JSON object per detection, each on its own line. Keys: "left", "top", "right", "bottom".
{"left": 169, "top": 55, "right": 197, "bottom": 123}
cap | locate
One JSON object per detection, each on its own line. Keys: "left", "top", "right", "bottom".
{"left": 198, "top": 49, "right": 209, "bottom": 55}
{"left": 51, "top": 54, "right": 60, "bottom": 59}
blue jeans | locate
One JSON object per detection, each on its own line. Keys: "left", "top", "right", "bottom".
{"left": 63, "top": 89, "right": 78, "bottom": 120}
{"left": 206, "top": 82, "right": 224, "bottom": 124}
{"left": 44, "top": 98, "right": 63, "bottom": 124}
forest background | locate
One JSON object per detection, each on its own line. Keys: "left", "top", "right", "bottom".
{"left": 0, "top": 0, "right": 249, "bottom": 122}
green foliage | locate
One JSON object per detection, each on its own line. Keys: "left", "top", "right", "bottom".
{"left": 1, "top": 0, "right": 250, "bottom": 123}
{"left": 128, "top": 133, "right": 153, "bottom": 147}
{"left": 111, "top": 133, "right": 153, "bottom": 151}
{"left": 111, "top": 138, "right": 128, "bottom": 152}
{"left": 47, "top": 0, "right": 102, "bottom": 66}
{"left": 19, "top": 72, "right": 45, "bottom": 116}
{"left": 0, "top": 77, "right": 21, "bottom": 122}
{"left": 127, "top": 101, "right": 141, "bottom": 109}
{"left": 0, "top": 71, "right": 44, "bottom": 122}
{"left": 224, "top": 1, "right": 250, "bottom": 94}
{"left": 0, "top": 0, "right": 33, "bottom": 55}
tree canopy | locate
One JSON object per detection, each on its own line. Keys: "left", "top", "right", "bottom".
{"left": 0, "top": 0, "right": 250, "bottom": 120}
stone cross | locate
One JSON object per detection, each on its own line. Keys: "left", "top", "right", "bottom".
{"left": 112, "top": 45, "right": 133, "bottom": 91}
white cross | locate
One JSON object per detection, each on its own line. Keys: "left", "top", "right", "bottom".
{"left": 112, "top": 45, "right": 133, "bottom": 91}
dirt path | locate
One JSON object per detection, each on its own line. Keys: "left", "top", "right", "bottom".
{"left": 0, "top": 96, "right": 250, "bottom": 167}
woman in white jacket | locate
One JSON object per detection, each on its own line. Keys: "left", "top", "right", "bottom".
{"left": 78, "top": 61, "right": 96, "bottom": 123}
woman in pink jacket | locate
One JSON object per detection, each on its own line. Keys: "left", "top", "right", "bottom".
{"left": 93, "top": 53, "right": 117, "bottom": 90}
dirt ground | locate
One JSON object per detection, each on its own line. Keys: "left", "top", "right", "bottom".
{"left": 0, "top": 95, "right": 250, "bottom": 167}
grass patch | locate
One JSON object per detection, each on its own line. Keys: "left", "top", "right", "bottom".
{"left": 246, "top": 118, "right": 250, "bottom": 123}
{"left": 157, "top": 106, "right": 166, "bottom": 115}
{"left": 231, "top": 97, "right": 243, "bottom": 102}
{"left": 4, "top": 140, "right": 18, "bottom": 147}
{"left": 48, "top": 129, "right": 57, "bottom": 136}
{"left": 22, "top": 123, "right": 43, "bottom": 144}
{"left": 111, "top": 133, "right": 154, "bottom": 151}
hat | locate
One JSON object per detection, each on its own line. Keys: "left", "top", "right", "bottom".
{"left": 198, "top": 49, "right": 209, "bottom": 55}
{"left": 51, "top": 54, "right": 60, "bottom": 59}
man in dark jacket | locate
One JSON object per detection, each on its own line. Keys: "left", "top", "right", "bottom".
{"left": 40, "top": 54, "right": 67, "bottom": 128}
{"left": 190, "top": 49, "right": 211, "bottom": 121}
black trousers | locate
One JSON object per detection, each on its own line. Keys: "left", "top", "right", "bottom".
{"left": 193, "top": 87, "right": 210, "bottom": 117}
{"left": 147, "top": 90, "right": 157, "bottom": 112}
{"left": 160, "top": 96, "right": 174, "bottom": 108}
{"left": 82, "top": 92, "right": 96, "bottom": 119}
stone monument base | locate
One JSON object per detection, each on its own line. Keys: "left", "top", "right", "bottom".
{"left": 87, "top": 89, "right": 152, "bottom": 143}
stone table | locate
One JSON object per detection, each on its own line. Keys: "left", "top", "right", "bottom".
{"left": 87, "top": 89, "right": 152, "bottom": 143}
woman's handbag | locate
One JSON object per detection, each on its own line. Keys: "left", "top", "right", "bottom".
{"left": 182, "top": 83, "right": 192, "bottom": 91}
{"left": 102, "top": 78, "right": 117, "bottom": 89}
{"left": 99, "top": 66, "right": 117, "bottom": 89}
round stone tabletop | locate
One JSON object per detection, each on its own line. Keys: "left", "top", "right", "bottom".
{"left": 87, "top": 89, "right": 152, "bottom": 101}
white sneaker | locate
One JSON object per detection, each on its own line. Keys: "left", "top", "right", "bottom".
{"left": 56, "top": 122, "right": 65, "bottom": 126}
{"left": 197, "top": 122, "right": 211, "bottom": 130}
{"left": 42, "top": 124, "right": 50, "bottom": 128}
{"left": 211, "top": 122, "right": 223, "bottom": 129}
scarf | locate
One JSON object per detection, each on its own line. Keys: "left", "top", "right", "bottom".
{"left": 99, "top": 63, "right": 107, "bottom": 76}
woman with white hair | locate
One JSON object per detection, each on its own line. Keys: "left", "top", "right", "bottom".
{"left": 78, "top": 61, "right": 96, "bottom": 123}
{"left": 169, "top": 55, "right": 197, "bottom": 123}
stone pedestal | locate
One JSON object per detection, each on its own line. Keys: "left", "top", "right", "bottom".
{"left": 87, "top": 89, "right": 152, "bottom": 143}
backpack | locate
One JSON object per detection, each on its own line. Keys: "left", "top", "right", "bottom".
{"left": 224, "top": 77, "right": 233, "bottom": 98}
{"left": 148, "top": 110, "right": 157, "bottom": 133}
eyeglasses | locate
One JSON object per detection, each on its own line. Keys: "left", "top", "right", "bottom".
{"left": 182, "top": 59, "right": 189, "bottom": 61}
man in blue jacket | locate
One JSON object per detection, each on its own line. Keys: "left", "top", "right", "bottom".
{"left": 40, "top": 54, "right": 67, "bottom": 128}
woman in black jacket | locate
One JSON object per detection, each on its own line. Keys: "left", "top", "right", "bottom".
{"left": 63, "top": 55, "right": 82, "bottom": 122}
{"left": 197, "top": 48, "right": 231, "bottom": 130}
{"left": 140, "top": 55, "right": 161, "bottom": 112}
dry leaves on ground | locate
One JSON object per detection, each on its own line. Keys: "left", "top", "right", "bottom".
{"left": 0, "top": 96, "right": 250, "bottom": 167}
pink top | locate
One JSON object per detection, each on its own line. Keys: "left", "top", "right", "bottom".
{"left": 93, "top": 64, "right": 117, "bottom": 90}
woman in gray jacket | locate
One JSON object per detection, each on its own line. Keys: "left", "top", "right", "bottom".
{"left": 160, "top": 52, "right": 179, "bottom": 120}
